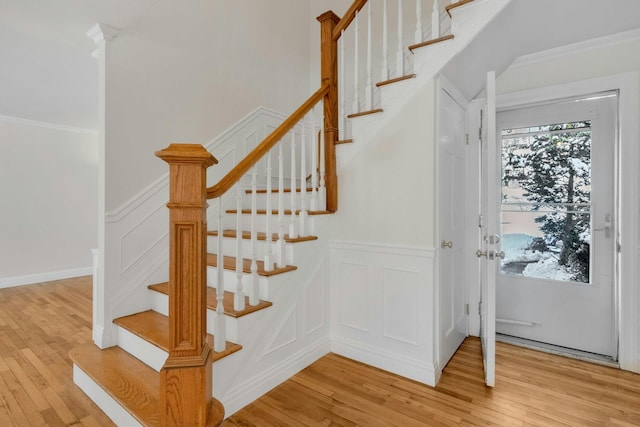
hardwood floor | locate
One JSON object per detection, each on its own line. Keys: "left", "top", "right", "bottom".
{"left": 0, "top": 276, "right": 114, "bottom": 426}
{"left": 225, "top": 339, "right": 640, "bottom": 426}
{"left": 2, "top": 276, "right": 639, "bottom": 426}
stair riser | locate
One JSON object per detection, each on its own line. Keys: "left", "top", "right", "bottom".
{"left": 116, "top": 325, "right": 166, "bottom": 372}
{"left": 206, "top": 267, "right": 277, "bottom": 301}
{"left": 207, "top": 236, "right": 295, "bottom": 266}
{"left": 222, "top": 212, "right": 317, "bottom": 237}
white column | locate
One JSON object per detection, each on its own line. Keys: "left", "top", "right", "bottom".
{"left": 381, "top": 0, "right": 389, "bottom": 82}
{"left": 214, "top": 201, "right": 226, "bottom": 352}
{"left": 319, "top": 111, "right": 326, "bottom": 210}
{"left": 264, "top": 150, "right": 274, "bottom": 270}
{"left": 396, "top": 0, "right": 405, "bottom": 76}
{"left": 86, "top": 23, "right": 119, "bottom": 349}
{"left": 234, "top": 185, "right": 245, "bottom": 311}
{"left": 289, "top": 128, "right": 298, "bottom": 238}
{"left": 432, "top": 0, "right": 441, "bottom": 39}
{"left": 415, "top": 0, "right": 424, "bottom": 43}
{"left": 299, "top": 116, "right": 308, "bottom": 237}
{"left": 365, "top": 1, "right": 373, "bottom": 110}
{"left": 352, "top": 10, "right": 360, "bottom": 113}
{"left": 277, "top": 142, "right": 286, "bottom": 267}
{"left": 249, "top": 166, "right": 259, "bottom": 306}
{"left": 339, "top": 30, "right": 346, "bottom": 140}
{"left": 310, "top": 109, "right": 319, "bottom": 211}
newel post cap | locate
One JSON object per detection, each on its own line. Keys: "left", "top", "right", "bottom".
{"left": 317, "top": 10, "right": 340, "bottom": 24}
{"left": 155, "top": 143, "right": 218, "bottom": 167}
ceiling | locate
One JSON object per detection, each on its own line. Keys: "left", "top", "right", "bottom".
{"left": 2, "top": 0, "right": 640, "bottom": 130}
{"left": 0, "top": 0, "right": 159, "bottom": 130}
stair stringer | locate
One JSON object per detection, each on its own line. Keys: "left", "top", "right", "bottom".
{"left": 211, "top": 217, "right": 332, "bottom": 417}
{"left": 337, "top": 0, "right": 512, "bottom": 173}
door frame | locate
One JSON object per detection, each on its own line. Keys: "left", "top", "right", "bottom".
{"left": 466, "top": 72, "right": 639, "bottom": 373}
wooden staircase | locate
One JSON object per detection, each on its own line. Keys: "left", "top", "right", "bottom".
{"left": 70, "top": 0, "right": 510, "bottom": 424}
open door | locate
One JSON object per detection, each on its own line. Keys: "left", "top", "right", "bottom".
{"left": 478, "top": 71, "right": 497, "bottom": 387}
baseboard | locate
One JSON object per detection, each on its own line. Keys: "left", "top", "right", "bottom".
{"left": 219, "top": 336, "right": 330, "bottom": 417}
{"left": 330, "top": 335, "right": 437, "bottom": 386}
{"left": 0, "top": 267, "right": 92, "bottom": 289}
{"left": 72, "top": 365, "right": 143, "bottom": 427}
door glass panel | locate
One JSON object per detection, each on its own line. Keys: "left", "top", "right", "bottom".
{"left": 500, "top": 121, "right": 591, "bottom": 283}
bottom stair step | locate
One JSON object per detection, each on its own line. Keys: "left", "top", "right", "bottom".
{"left": 71, "top": 345, "right": 225, "bottom": 426}
{"left": 114, "top": 310, "right": 242, "bottom": 362}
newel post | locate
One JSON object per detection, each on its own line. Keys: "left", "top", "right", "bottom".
{"left": 155, "top": 144, "right": 223, "bottom": 426}
{"left": 317, "top": 11, "right": 340, "bottom": 212}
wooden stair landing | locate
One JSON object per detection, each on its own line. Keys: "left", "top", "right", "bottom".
{"left": 208, "top": 229, "right": 317, "bottom": 244}
{"left": 70, "top": 345, "right": 225, "bottom": 427}
{"left": 114, "top": 310, "right": 242, "bottom": 362}
{"left": 206, "top": 253, "right": 297, "bottom": 276}
{"left": 148, "top": 282, "right": 273, "bottom": 318}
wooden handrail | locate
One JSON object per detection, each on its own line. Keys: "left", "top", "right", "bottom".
{"left": 206, "top": 83, "right": 329, "bottom": 200}
{"left": 332, "top": 0, "right": 369, "bottom": 40}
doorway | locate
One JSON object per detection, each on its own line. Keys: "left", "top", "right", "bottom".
{"left": 493, "top": 93, "right": 618, "bottom": 359}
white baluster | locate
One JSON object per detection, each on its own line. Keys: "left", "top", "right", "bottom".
{"left": 234, "top": 184, "right": 245, "bottom": 311}
{"left": 310, "top": 108, "right": 319, "bottom": 211}
{"left": 264, "top": 150, "right": 274, "bottom": 270}
{"left": 396, "top": 0, "right": 405, "bottom": 76}
{"left": 352, "top": 10, "right": 360, "bottom": 113}
{"left": 289, "top": 128, "right": 298, "bottom": 238}
{"left": 415, "top": 0, "right": 424, "bottom": 43}
{"left": 249, "top": 166, "right": 259, "bottom": 306}
{"left": 339, "top": 30, "right": 346, "bottom": 140}
{"left": 319, "top": 112, "right": 326, "bottom": 210}
{"left": 432, "top": 0, "right": 440, "bottom": 39}
{"left": 214, "top": 201, "right": 225, "bottom": 352}
{"left": 277, "top": 142, "right": 286, "bottom": 267}
{"left": 381, "top": 0, "right": 389, "bottom": 82}
{"left": 299, "top": 115, "right": 308, "bottom": 237}
{"left": 365, "top": 1, "right": 373, "bottom": 110}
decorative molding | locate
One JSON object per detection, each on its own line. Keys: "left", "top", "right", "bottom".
{"left": 262, "top": 303, "right": 298, "bottom": 357}
{"left": 330, "top": 240, "right": 436, "bottom": 258}
{"left": 0, "top": 114, "right": 97, "bottom": 135}
{"left": 0, "top": 267, "right": 92, "bottom": 289}
{"left": 86, "top": 23, "right": 120, "bottom": 44}
{"left": 330, "top": 335, "right": 437, "bottom": 386}
{"left": 510, "top": 28, "right": 640, "bottom": 69}
{"left": 220, "top": 337, "right": 330, "bottom": 417}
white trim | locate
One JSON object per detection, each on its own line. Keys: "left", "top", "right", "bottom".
{"left": 329, "top": 240, "right": 436, "bottom": 258}
{"left": 86, "top": 23, "right": 120, "bottom": 44}
{"left": 0, "top": 267, "right": 93, "bottom": 289}
{"left": 105, "top": 106, "right": 286, "bottom": 223}
{"left": 510, "top": 28, "right": 640, "bottom": 69}
{"left": 72, "top": 365, "right": 143, "bottom": 427}
{"left": 492, "top": 72, "right": 640, "bottom": 373}
{"left": 330, "top": 335, "right": 438, "bottom": 386}
{"left": 220, "top": 336, "right": 330, "bottom": 417}
{"left": 0, "top": 114, "right": 97, "bottom": 135}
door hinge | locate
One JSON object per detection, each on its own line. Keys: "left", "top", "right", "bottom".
{"left": 465, "top": 304, "right": 469, "bottom": 315}
{"left": 479, "top": 110, "right": 483, "bottom": 142}
{"left": 478, "top": 302, "right": 482, "bottom": 315}
{"left": 478, "top": 214, "right": 483, "bottom": 228}
{"left": 465, "top": 133, "right": 469, "bottom": 145}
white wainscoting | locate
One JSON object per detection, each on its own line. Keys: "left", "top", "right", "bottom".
{"left": 94, "top": 107, "right": 287, "bottom": 346}
{"left": 329, "top": 240, "right": 437, "bottom": 385}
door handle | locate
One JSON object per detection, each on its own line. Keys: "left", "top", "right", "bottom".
{"left": 476, "top": 249, "right": 487, "bottom": 258}
{"left": 441, "top": 240, "right": 453, "bottom": 249}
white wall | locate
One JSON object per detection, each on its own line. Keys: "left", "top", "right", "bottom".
{"left": 0, "top": 118, "right": 98, "bottom": 286}
{"left": 104, "top": 0, "right": 316, "bottom": 212}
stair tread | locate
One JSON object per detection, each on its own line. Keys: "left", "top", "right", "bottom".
{"left": 114, "top": 310, "right": 242, "bottom": 361}
{"left": 70, "top": 345, "right": 160, "bottom": 426}
{"left": 208, "top": 229, "right": 317, "bottom": 243}
{"left": 207, "top": 253, "right": 297, "bottom": 276}
{"left": 148, "top": 282, "right": 273, "bottom": 318}
{"left": 409, "top": 34, "right": 455, "bottom": 52}
{"left": 226, "top": 209, "right": 332, "bottom": 215}
{"left": 446, "top": 0, "right": 473, "bottom": 16}
{"left": 347, "top": 108, "right": 383, "bottom": 119}
{"left": 336, "top": 139, "right": 354, "bottom": 144}
{"left": 376, "top": 74, "right": 416, "bottom": 87}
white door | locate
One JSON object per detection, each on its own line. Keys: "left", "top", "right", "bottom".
{"left": 495, "top": 93, "right": 617, "bottom": 358}
{"left": 438, "top": 85, "right": 467, "bottom": 370}
{"left": 477, "top": 71, "right": 497, "bottom": 387}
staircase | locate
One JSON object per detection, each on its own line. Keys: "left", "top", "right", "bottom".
{"left": 71, "top": 0, "right": 511, "bottom": 425}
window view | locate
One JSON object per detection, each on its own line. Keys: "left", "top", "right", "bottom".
{"left": 500, "top": 121, "right": 591, "bottom": 283}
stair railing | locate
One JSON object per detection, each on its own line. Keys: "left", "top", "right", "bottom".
{"left": 336, "top": 0, "right": 455, "bottom": 141}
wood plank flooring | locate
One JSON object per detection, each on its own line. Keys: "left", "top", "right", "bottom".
{"left": 2, "top": 276, "right": 639, "bottom": 426}
{"left": 224, "top": 339, "right": 640, "bottom": 426}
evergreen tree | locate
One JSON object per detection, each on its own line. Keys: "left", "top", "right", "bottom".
{"left": 502, "top": 121, "right": 591, "bottom": 281}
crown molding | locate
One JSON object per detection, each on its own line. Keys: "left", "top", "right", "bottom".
{"left": 510, "top": 28, "right": 640, "bottom": 69}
